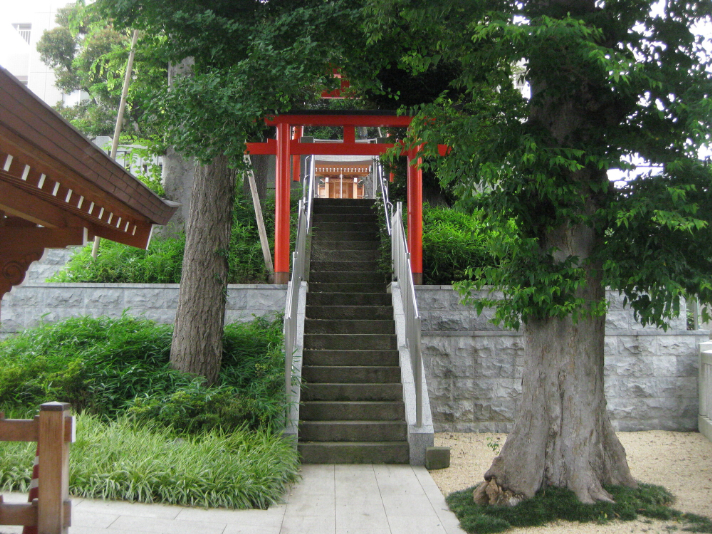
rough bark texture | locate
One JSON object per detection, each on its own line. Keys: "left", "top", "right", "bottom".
{"left": 170, "top": 154, "right": 236, "bottom": 384}
{"left": 478, "top": 0, "right": 638, "bottom": 503}
{"left": 482, "top": 243, "right": 638, "bottom": 503}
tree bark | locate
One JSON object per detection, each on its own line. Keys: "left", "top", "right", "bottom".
{"left": 479, "top": 222, "right": 638, "bottom": 504}
{"left": 170, "top": 154, "right": 236, "bottom": 385}
{"left": 473, "top": 0, "right": 638, "bottom": 504}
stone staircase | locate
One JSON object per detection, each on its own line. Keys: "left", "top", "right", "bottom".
{"left": 298, "top": 198, "right": 409, "bottom": 464}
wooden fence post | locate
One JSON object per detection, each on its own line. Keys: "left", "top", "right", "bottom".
{"left": 37, "top": 402, "right": 71, "bottom": 534}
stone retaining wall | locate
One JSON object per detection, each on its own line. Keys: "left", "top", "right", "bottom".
{"left": 1, "top": 282, "right": 286, "bottom": 334}
{"left": 1, "top": 268, "right": 706, "bottom": 433}
{"left": 416, "top": 286, "right": 708, "bottom": 433}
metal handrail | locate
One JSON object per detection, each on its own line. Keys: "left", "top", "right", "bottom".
{"left": 376, "top": 157, "right": 393, "bottom": 235}
{"left": 391, "top": 202, "right": 423, "bottom": 427}
{"left": 284, "top": 156, "right": 315, "bottom": 402}
{"left": 376, "top": 159, "right": 423, "bottom": 428}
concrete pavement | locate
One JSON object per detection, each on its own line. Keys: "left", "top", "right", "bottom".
{"left": 1, "top": 464, "right": 466, "bottom": 534}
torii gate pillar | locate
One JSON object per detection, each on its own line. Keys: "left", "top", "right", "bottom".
{"left": 407, "top": 149, "right": 423, "bottom": 285}
{"left": 274, "top": 122, "right": 291, "bottom": 284}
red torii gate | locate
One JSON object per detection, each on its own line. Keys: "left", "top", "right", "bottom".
{"left": 246, "top": 110, "right": 443, "bottom": 285}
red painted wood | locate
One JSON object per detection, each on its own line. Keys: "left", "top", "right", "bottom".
{"left": 407, "top": 150, "right": 423, "bottom": 280}
{"left": 274, "top": 122, "right": 291, "bottom": 278}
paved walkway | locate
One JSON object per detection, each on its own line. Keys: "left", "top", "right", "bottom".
{"left": 2, "top": 464, "right": 466, "bottom": 534}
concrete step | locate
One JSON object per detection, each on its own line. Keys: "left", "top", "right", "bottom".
{"left": 313, "top": 213, "right": 378, "bottom": 223}
{"left": 309, "top": 282, "right": 386, "bottom": 294}
{"left": 304, "top": 334, "right": 397, "bottom": 351}
{"left": 310, "top": 249, "right": 380, "bottom": 263}
{"left": 306, "top": 305, "right": 393, "bottom": 320}
{"left": 299, "top": 442, "right": 409, "bottom": 464}
{"left": 304, "top": 319, "right": 394, "bottom": 335}
{"left": 312, "top": 205, "right": 375, "bottom": 215}
{"left": 314, "top": 199, "right": 375, "bottom": 208}
{"left": 310, "top": 261, "right": 379, "bottom": 273}
{"left": 312, "top": 231, "right": 379, "bottom": 242}
{"left": 302, "top": 383, "right": 403, "bottom": 401}
{"left": 303, "top": 365, "right": 401, "bottom": 383}
{"left": 307, "top": 292, "right": 391, "bottom": 306}
{"left": 308, "top": 271, "right": 385, "bottom": 284}
{"left": 300, "top": 401, "right": 405, "bottom": 421}
{"left": 313, "top": 222, "right": 379, "bottom": 233}
{"left": 299, "top": 421, "right": 407, "bottom": 442}
{"left": 311, "top": 240, "right": 379, "bottom": 251}
{"left": 302, "top": 349, "right": 400, "bottom": 366}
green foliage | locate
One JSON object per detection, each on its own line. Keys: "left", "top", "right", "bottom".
{"left": 37, "top": 1, "right": 167, "bottom": 139}
{"left": 422, "top": 205, "right": 500, "bottom": 285}
{"left": 447, "top": 484, "right": 712, "bottom": 533}
{"left": 50, "top": 189, "right": 286, "bottom": 284}
{"left": 0, "top": 415, "right": 299, "bottom": 509}
{"left": 50, "top": 236, "right": 185, "bottom": 284}
{"left": 0, "top": 315, "right": 286, "bottom": 431}
{"left": 366, "top": 0, "right": 712, "bottom": 330}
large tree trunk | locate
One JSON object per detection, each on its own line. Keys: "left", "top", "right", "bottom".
{"left": 170, "top": 154, "right": 236, "bottom": 384}
{"left": 477, "top": 224, "right": 638, "bottom": 504}
{"left": 472, "top": 0, "right": 639, "bottom": 503}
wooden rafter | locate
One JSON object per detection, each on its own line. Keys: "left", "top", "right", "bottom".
{"left": 0, "top": 66, "right": 178, "bottom": 299}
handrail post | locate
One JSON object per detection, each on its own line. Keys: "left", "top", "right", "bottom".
{"left": 37, "top": 402, "right": 71, "bottom": 534}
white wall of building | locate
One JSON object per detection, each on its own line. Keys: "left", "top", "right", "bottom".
{"left": 0, "top": 0, "right": 73, "bottom": 105}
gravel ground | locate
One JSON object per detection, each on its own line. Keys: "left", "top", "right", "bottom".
{"left": 431, "top": 431, "right": 712, "bottom": 533}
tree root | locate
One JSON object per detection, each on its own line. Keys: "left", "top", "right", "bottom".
{"left": 472, "top": 478, "right": 525, "bottom": 507}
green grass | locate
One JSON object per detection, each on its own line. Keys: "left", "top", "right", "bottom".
{"left": 0, "top": 414, "right": 299, "bottom": 509}
{"left": 447, "top": 484, "right": 712, "bottom": 533}
{"left": 0, "top": 315, "right": 295, "bottom": 509}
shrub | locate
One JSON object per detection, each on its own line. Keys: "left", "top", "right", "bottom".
{"left": 422, "top": 205, "right": 499, "bottom": 285}
{"left": 50, "top": 190, "right": 282, "bottom": 284}
{"left": 0, "top": 315, "right": 286, "bottom": 431}
{"left": 49, "top": 236, "right": 184, "bottom": 284}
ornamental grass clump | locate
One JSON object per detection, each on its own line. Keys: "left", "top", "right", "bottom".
{"left": 0, "top": 415, "right": 298, "bottom": 509}
{"left": 0, "top": 314, "right": 297, "bottom": 508}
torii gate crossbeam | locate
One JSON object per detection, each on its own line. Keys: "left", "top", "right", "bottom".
{"left": 246, "top": 111, "right": 446, "bottom": 285}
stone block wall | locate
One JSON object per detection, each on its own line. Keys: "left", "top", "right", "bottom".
{"left": 417, "top": 285, "right": 708, "bottom": 433}
{"left": 1, "top": 282, "right": 286, "bottom": 334}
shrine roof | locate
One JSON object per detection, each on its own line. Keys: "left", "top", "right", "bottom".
{"left": 0, "top": 66, "right": 177, "bottom": 249}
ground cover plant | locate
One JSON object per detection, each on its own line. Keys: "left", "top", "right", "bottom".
{"left": 0, "top": 314, "right": 297, "bottom": 508}
{"left": 447, "top": 484, "right": 712, "bottom": 534}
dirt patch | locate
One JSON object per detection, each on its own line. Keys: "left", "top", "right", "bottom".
{"left": 431, "top": 431, "right": 712, "bottom": 533}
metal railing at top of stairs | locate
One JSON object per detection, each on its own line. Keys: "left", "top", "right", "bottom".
{"left": 284, "top": 155, "right": 316, "bottom": 402}
{"left": 376, "top": 160, "right": 424, "bottom": 428}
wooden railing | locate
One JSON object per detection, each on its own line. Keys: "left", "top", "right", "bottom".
{"left": 0, "top": 402, "right": 74, "bottom": 533}
{"left": 700, "top": 341, "right": 712, "bottom": 442}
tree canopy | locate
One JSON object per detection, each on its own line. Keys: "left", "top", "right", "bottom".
{"left": 37, "top": 1, "right": 167, "bottom": 139}
{"left": 367, "top": 0, "right": 712, "bottom": 330}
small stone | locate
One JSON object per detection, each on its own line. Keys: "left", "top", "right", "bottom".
{"left": 425, "top": 446, "right": 450, "bottom": 470}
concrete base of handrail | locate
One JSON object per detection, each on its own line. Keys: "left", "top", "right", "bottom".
{"left": 390, "top": 282, "right": 435, "bottom": 465}
{"left": 283, "top": 281, "right": 308, "bottom": 446}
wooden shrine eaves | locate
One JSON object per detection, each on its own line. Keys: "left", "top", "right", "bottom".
{"left": 0, "top": 66, "right": 178, "bottom": 298}
{"left": 0, "top": 66, "right": 177, "bottom": 250}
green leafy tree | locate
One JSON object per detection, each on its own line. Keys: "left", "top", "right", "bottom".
{"left": 365, "top": 0, "right": 712, "bottom": 503}
{"left": 97, "top": 0, "right": 373, "bottom": 384}
{"left": 37, "top": 1, "right": 167, "bottom": 139}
